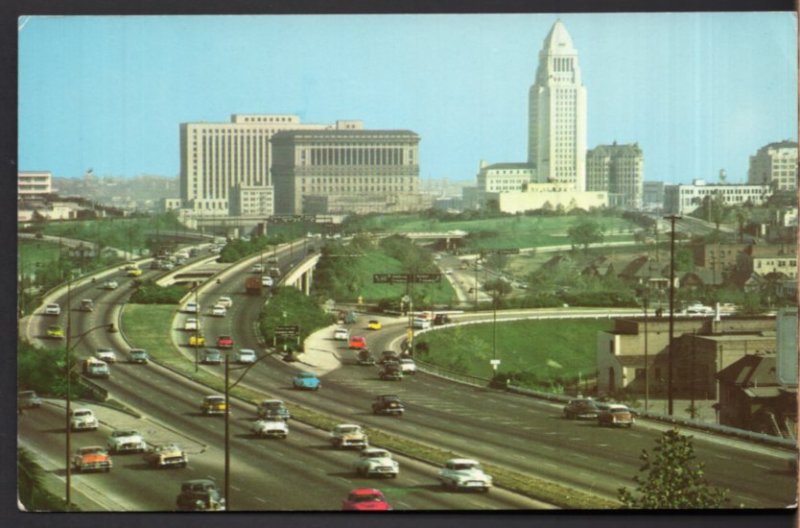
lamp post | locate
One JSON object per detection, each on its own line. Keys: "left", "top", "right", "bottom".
{"left": 664, "top": 214, "right": 681, "bottom": 416}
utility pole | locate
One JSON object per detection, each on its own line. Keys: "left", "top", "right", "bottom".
{"left": 664, "top": 214, "right": 681, "bottom": 416}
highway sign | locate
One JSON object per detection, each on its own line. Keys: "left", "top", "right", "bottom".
{"left": 275, "top": 325, "right": 299, "bottom": 336}
{"left": 413, "top": 273, "right": 442, "bottom": 283}
{"left": 373, "top": 273, "right": 412, "bottom": 284}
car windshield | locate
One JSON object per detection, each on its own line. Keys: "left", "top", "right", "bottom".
{"left": 351, "top": 493, "right": 383, "bottom": 503}
{"left": 339, "top": 426, "right": 358, "bottom": 433}
{"left": 299, "top": 373, "right": 315, "bottom": 379}
{"left": 74, "top": 410, "right": 91, "bottom": 417}
{"left": 113, "top": 430, "right": 136, "bottom": 437}
{"left": 206, "top": 397, "right": 224, "bottom": 403}
{"left": 453, "top": 462, "right": 479, "bottom": 471}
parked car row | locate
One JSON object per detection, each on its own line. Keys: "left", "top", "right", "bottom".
{"left": 562, "top": 398, "right": 636, "bottom": 427}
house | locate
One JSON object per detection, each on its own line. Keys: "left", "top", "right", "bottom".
{"left": 581, "top": 256, "right": 615, "bottom": 278}
{"left": 716, "top": 354, "right": 796, "bottom": 437}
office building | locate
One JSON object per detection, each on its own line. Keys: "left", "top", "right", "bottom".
{"left": 586, "top": 143, "right": 644, "bottom": 209}
{"left": 748, "top": 140, "right": 798, "bottom": 191}
{"left": 664, "top": 180, "right": 771, "bottom": 215}
{"left": 18, "top": 171, "right": 53, "bottom": 196}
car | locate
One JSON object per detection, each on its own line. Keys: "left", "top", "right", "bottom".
{"left": 433, "top": 313, "right": 452, "bottom": 325}
{"left": 367, "top": 320, "right": 382, "bottom": 331}
{"left": 184, "top": 317, "right": 199, "bottom": 332}
{"left": 341, "top": 488, "right": 391, "bottom": 511}
{"left": 251, "top": 263, "right": 265, "bottom": 273}
{"left": 597, "top": 404, "right": 636, "bottom": 428}
{"left": 399, "top": 358, "right": 417, "bottom": 374}
{"left": 250, "top": 419, "right": 289, "bottom": 439}
{"left": 563, "top": 398, "right": 599, "bottom": 419}
{"left": 333, "top": 327, "right": 349, "bottom": 341}
{"left": 188, "top": 334, "right": 206, "bottom": 347}
{"left": 129, "top": 348, "right": 149, "bottom": 364}
{"left": 142, "top": 442, "right": 188, "bottom": 469}
{"left": 330, "top": 424, "right": 369, "bottom": 449}
{"left": 201, "top": 395, "right": 226, "bottom": 415}
{"left": 18, "top": 390, "right": 42, "bottom": 409}
{"left": 184, "top": 302, "right": 199, "bottom": 314}
{"left": 127, "top": 267, "right": 143, "bottom": 277}
{"left": 201, "top": 349, "right": 223, "bottom": 364}
{"left": 411, "top": 318, "right": 431, "bottom": 329}
{"left": 71, "top": 446, "right": 112, "bottom": 473}
{"left": 211, "top": 304, "right": 227, "bottom": 317}
{"left": 107, "top": 429, "right": 147, "bottom": 453}
{"left": 235, "top": 349, "right": 257, "bottom": 364}
{"left": 261, "top": 275, "right": 274, "bottom": 288}
{"left": 378, "top": 351, "right": 399, "bottom": 365}
{"left": 123, "top": 262, "right": 139, "bottom": 271}
{"left": 268, "top": 266, "right": 281, "bottom": 278}
{"left": 357, "top": 349, "right": 376, "bottom": 366}
{"left": 371, "top": 395, "right": 404, "bottom": 416}
{"left": 70, "top": 408, "right": 99, "bottom": 431}
{"left": 216, "top": 296, "right": 233, "bottom": 308}
{"left": 216, "top": 335, "right": 234, "bottom": 349}
{"left": 95, "top": 348, "right": 117, "bottom": 363}
{"left": 80, "top": 298, "right": 94, "bottom": 312}
{"left": 293, "top": 371, "right": 321, "bottom": 390}
{"left": 379, "top": 362, "right": 403, "bottom": 381}
{"left": 438, "top": 458, "right": 492, "bottom": 492}
{"left": 151, "top": 260, "right": 162, "bottom": 270}
{"left": 686, "top": 303, "right": 715, "bottom": 315}
{"left": 82, "top": 358, "right": 110, "bottom": 378}
{"left": 348, "top": 336, "right": 367, "bottom": 350}
{"left": 176, "top": 479, "right": 225, "bottom": 511}
{"left": 353, "top": 448, "right": 399, "bottom": 478}
{"left": 101, "top": 280, "right": 118, "bottom": 290}
{"left": 46, "top": 325, "right": 65, "bottom": 339}
{"left": 256, "top": 399, "right": 291, "bottom": 421}
{"left": 44, "top": 303, "right": 61, "bottom": 315}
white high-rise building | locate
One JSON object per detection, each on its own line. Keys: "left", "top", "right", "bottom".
{"left": 747, "top": 140, "right": 798, "bottom": 191}
{"left": 528, "top": 20, "right": 588, "bottom": 191}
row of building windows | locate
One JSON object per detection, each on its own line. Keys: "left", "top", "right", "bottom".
{"left": 306, "top": 147, "right": 410, "bottom": 166}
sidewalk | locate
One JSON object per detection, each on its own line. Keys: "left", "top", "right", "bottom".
{"left": 293, "top": 324, "right": 345, "bottom": 375}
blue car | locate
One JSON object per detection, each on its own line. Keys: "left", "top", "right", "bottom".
{"left": 293, "top": 371, "right": 321, "bottom": 391}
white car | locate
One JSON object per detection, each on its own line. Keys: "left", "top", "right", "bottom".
{"left": 44, "top": 303, "right": 61, "bottom": 315}
{"left": 333, "top": 327, "right": 349, "bottom": 341}
{"left": 438, "top": 458, "right": 492, "bottom": 492}
{"left": 107, "top": 429, "right": 147, "bottom": 453}
{"left": 250, "top": 419, "right": 288, "bottom": 439}
{"left": 217, "top": 296, "right": 233, "bottom": 308}
{"left": 184, "top": 317, "right": 199, "bottom": 332}
{"left": 330, "top": 424, "right": 369, "bottom": 449}
{"left": 261, "top": 275, "right": 274, "bottom": 287}
{"left": 353, "top": 448, "right": 399, "bottom": 478}
{"left": 685, "top": 303, "right": 714, "bottom": 315}
{"left": 399, "top": 358, "right": 416, "bottom": 374}
{"left": 251, "top": 263, "right": 265, "bottom": 273}
{"left": 95, "top": 348, "right": 117, "bottom": 363}
{"left": 70, "top": 408, "right": 99, "bottom": 432}
{"left": 211, "top": 304, "right": 227, "bottom": 317}
{"left": 184, "top": 302, "right": 199, "bottom": 314}
{"left": 101, "top": 280, "right": 119, "bottom": 290}
{"left": 411, "top": 318, "right": 431, "bottom": 330}
{"left": 235, "top": 349, "right": 256, "bottom": 364}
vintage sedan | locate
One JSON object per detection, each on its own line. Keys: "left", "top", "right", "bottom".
{"left": 353, "top": 448, "right": 399, "bottom": 478}
{"left": 201, "top": 349, "right": 223, "bottom": 365}
{"left": 563, "top": 398, "right": 600, "bottom": 419}
{"left": 333, "top": 327, "right": 349, "bottom": 341}
{"left": 216, "top": 335, "right": 234, "bottom": 349}
{"left": 256, "top": 399, "right": 290, "bottom": 421}
{"left": 107, "top": 429, "right": 147, "bottom": 453}
{"left": 72, "top": 446, "right": 112, "bottom": 473}
{"left": 201, "top": 395, "right": 226, "bottom": 416}
{"left": 597, "top": 403, "right": 635, "bottom": 428}
{"left": 95, "top": 348, "right": 117, "bottom": 363}
{"left": 341, "top": 488, "right": 391, "bottom": 511}
{"left": 143, "top": 443, "right": 188, "bottom": 469}
{"left": 101, "top": 280, "right": 119, "bottom": 290}
{"left": 367, "top": 320, "right": 382, "bottom": 331}
{"left": 70, "top": 408, "right": 99, "bottom": 432}
{"left": 235, "top": 349, "right": 257, "bottom": 364}
{"left": 330, "top": 424, "right": 369, "bottom": 449}
{"left": 292, "top": 371, "right": 321, "bottom": 391}
{"left": 129, "top": 348, "right": 149, "bottom": 364}
{"left": 250, "top": 419, "right": 289, "bottom": 439}
{"left": 438, "top": 458, "right": 492, "bottom": 492}
{"left": 348, "top": 336, "right": 367, "bottom": 350}
{"left": 176, "top": 479, "right": 225, "bottom": 511}
{"left": 188, "top": 334, "right": 206, "bottom": 347}
{"left": 44, "top": 303, "right": 61, "bottom": 315}
{"left": 46, "top": 325, "right": 65, "bottom": 339}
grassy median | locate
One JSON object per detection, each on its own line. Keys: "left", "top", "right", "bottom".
{"left": 122, "top": 303, "right": 619, "bottom": 509}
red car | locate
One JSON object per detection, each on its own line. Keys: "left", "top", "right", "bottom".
{"left": 216, "top": 335, "right": 234, "bottom": 349}
{"left": 348, "top": 336, "right": 367, "bottom": 350}
{"left": 341, "top": 488, "right": 391, "bottom": 511}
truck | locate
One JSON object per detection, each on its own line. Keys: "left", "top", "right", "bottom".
{"left": 245, "top": 276, "right": 262, "bottom": 295}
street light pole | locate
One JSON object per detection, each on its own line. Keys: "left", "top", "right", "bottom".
{"left": 664, "top": 214, "right": 681, "bottom": 416}
{"left": 64, "top": 273, "right": 72, "bottom": 511}
{"left": 224, "top": 350, "right": 230, "bottom": 511}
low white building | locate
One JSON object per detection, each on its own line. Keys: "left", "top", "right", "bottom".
{"left": 663, "top": 180, "right": 771, "bottom": 215}
{"left": 492, "top": 182, "right": 608, "bottom": 213}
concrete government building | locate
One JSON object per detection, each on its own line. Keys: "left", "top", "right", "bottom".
{"left": 179, "top": 114, "right": 426, "bottom": 217}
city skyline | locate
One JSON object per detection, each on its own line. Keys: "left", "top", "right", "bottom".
{"left": 19, "top": 13, "right": 797, "bottom": 185}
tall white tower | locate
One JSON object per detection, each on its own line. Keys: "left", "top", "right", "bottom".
{"left": 528, "top": 21, "right": 587, "bottom": 191}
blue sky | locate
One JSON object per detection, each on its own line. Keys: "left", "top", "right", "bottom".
{"left": 18, "top": 13, "right": 797, "bottom": 185}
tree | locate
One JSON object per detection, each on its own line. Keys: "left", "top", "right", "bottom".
{"left": 618, "top": 428, "right": 728, "bottom": 508}
{"left": 567, "top": 219, "right": 604, "bottom": 253}
{"left": 705, "top": 192, "right": 727, "bottom": 234}
{"left": 733, "top": 206, "right": 752, "bottom": 243}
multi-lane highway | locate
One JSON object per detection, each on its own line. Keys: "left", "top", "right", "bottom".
{"left": 21, "top": 244, "right": 797, "bottom": 510}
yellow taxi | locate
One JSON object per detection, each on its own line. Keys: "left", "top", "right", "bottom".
{"left": 201, "top": 395, "right": 226, "bottom": 416}
{"left": 47, "top": 325, "right": 65, "bottom": 339}
{"left": 188, "top": 334, "right": 206, "bottom": 347}
{"left": 127, "top": 268, "right": 143, "bottom": 277}
{"left": 367, "top": 320, "right": 382, "bottom": 331}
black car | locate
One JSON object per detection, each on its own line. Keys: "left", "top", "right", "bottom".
{"left": 257, "top": 399, "right": 291, "bottom": 421}
{"left": 372, "top": 394, "right": 405, "bottom": 416}
{"left": 563, "top": 398, "right": 600, "bottom": 419}
{"left": 433, "top": 313, "right": 452, "bottom": 325}
{"left": 379, "top": 362, "right": 403, "bottom": 381}
{"left": 176, "top": 479, "right": 225, "bottom": 511}
{"left": 357, "top": 349, "right": 376, "bottom": 366}
{"left": 378, "top": 351, "right": 399, "bottom": 364}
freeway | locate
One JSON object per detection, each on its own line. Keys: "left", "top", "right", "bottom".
{"left": 190, "top": 261, "right": 797, "bottom": 509}
{"left": 20, "top": 245, "right": 546, "bottom": 511}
